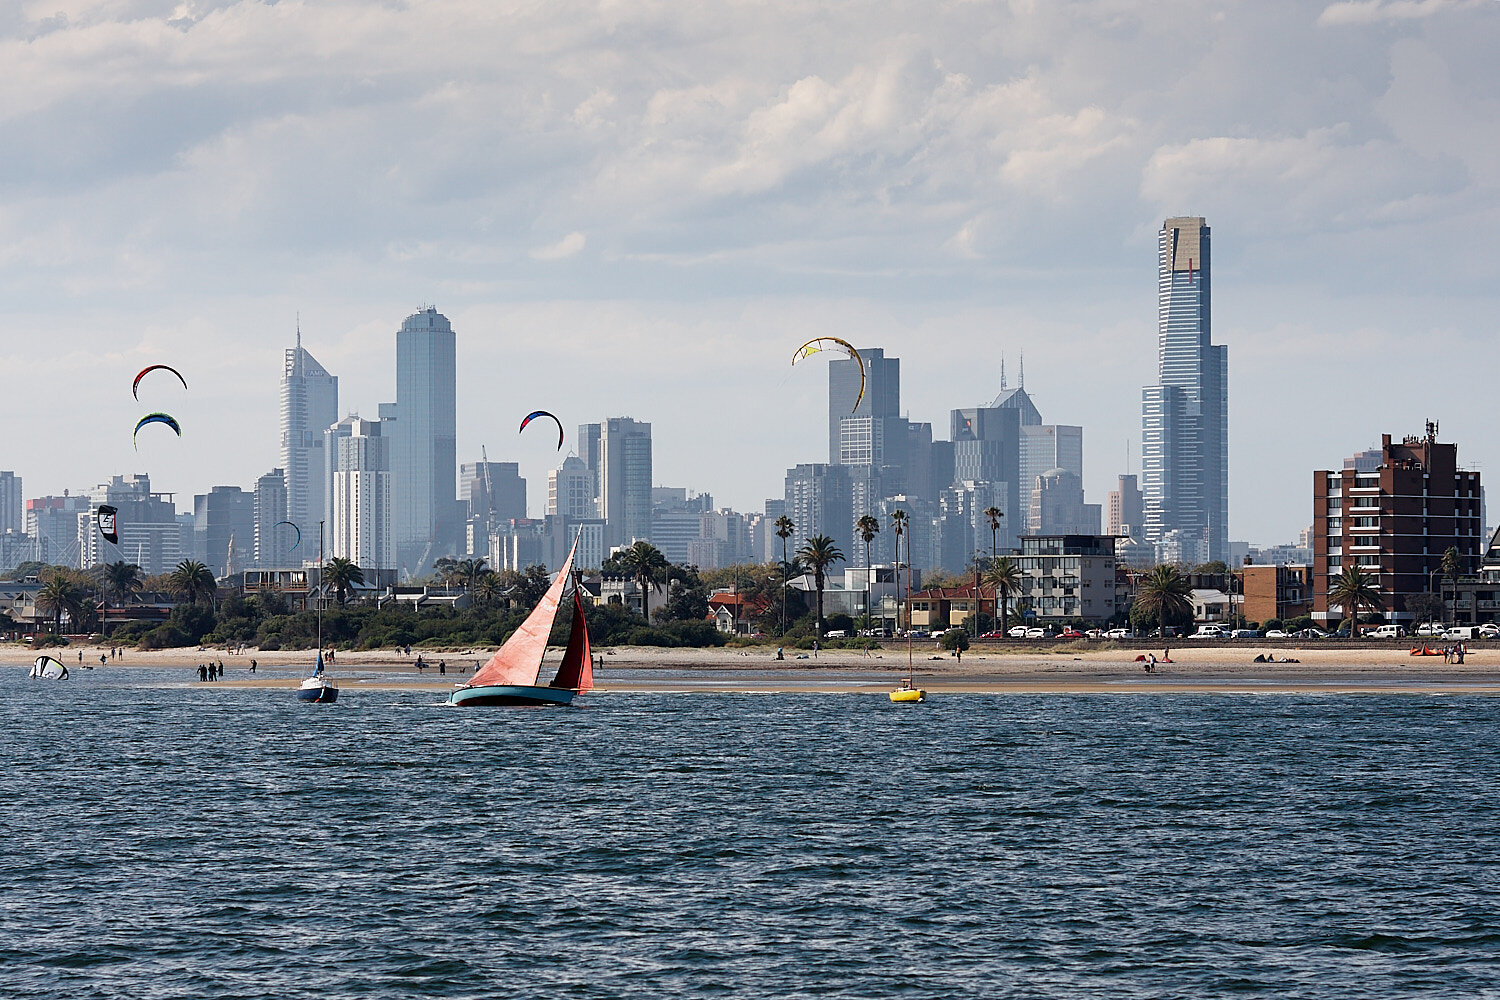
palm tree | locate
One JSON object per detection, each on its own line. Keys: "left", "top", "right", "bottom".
{"left": 796, "top": 535, "right": 845, "bottom": 638}
{"left": 855, "top": 514, "right": 880, "bottom": 632}
{"left": 471, "top": 569, "right": 505, "bottom": 606}
{"left": 169, "top": 560, "right": 217, "bottom": 607}
{"left": 36, "top": 573, "right": 86, "bottom": 634}
{"left": 985, "top": 556, "right": 1023, "bottom": 639}
{"left": 1441, "top": 546, "right": 1462, "bottom": 626}
{"left": 890, "top": 510, "right": 909, "bottom": 633}
{"left": 983, "top": 506, "right": 1004, "bottom": 566}
{"left": 102, "top": 561, "right": 143, "bottom": 606}
{"left": 1134, "top": 564, "right": 1193, "bottom": 633}
{"left": 774, "top": 515, "right": 795, "bottom": 637}
{"left": 617, "top": 541, "right": 668, "bottom": 622}
{"left": 323, "top": 557, "right": 365, "bottom": 606}
{"left": 1329, "top": 565, "right": 1380, "bottom": 638}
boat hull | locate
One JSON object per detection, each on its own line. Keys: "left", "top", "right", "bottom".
{"left": 450, "top": 684, "right": 575, "bottom": 707}
{"left": 889, "top": 688, "right": 926, "bottom": 703}
{"left": 297, "top": 680, "right": 339, "bottom": 703}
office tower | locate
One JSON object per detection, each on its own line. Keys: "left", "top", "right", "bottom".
{"left": 597, "top": 417, "right": 652, "bottom": 546}
{"left": 829, "top": 347, "right": 901, "bottom": 465}
{"left": 783, "top": 463, "right": 852, "bottom": 561}
{"left": 26, "top": 494, "right": 89, "bottom": 567}
{"left": 1107, "top": 474, "right": 1145, "bottom": 541}
{"left": 938, "top": 480, "right": 1007, "bottom": 572}
{"left": 327, "top": 415, "right": 393, "bottom": 570}
{"left": 462, "top": 461, "right": 527, "bottom": 525}
{"left": 1142, "top": 216, "right": 1228, "bottom": 562}
{"left": 193, "top": 486, "right": 256, "bottom": 578}
{"left": 1312, "top": 425, "right": 1482, "bottom": 626}
{"left": 77, "top": 475, "right": 181, "bottom": 575}
{"left": 548, "top": 455, "right": 597, "bottom": 520}
{"left": 253, "top": 469, "right": 287, "bottom": 567}
{"left": 281, "top": 329, "right": 338, "bottom": 558}
{"left": 875, "top": 493, "right": 940, "bottom": 572}
{"left": 1028, "top": 469, "right": 1102, "bottom": 536}
{"left": 989, "top": 359, "right": 1043, "bottom": 426}
{"left": 1020, "top": 425, "right": 1084, "bottom": 500}
{"left": 393, "top": 306, "right": 458, "bottom": 572}
{"left": 650, "top": 489, "right": 713, "bottom": 564}
{"left": 950, "top": 406, "right": 1021, "bottom": 549}
{"left": 0, "top": 472, "right": 20, "bottom": 535}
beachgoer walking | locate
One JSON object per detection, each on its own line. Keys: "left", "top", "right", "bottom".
{"left": 78, "top": 651, "right": 83, "bottom": 663}
{"left": 439, "top": 660, "right": 446, "bottom": 676}
{"left": 100, "top": 654, "right": 106, "bottom": 667}
{"left": 812, "top": 640, "right": 819, "bottom": 660}
{"left": 199, "top": 664, "right": 208, "bottom": 682}
{"left": 250, "top": 659, "right": 257, "bottom": 674}
{"left": 1146, "top": 653, "right": 1157, "bottom": 673}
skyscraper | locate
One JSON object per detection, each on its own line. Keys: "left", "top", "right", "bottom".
{"left": 783, "top": 463, "right": 852, "bottom": 560}
{"left": 393, "top": 307, "right": 458, "bottom": 571}
{"left": 281, "top": 329, "right": 338, "bottom": 553}
{"left": 0, "top": 472, "right": 20, "bottom": 535}
{"left": 1142, "top": 216, "right": 1228, "bottom": 563}
{"left": 327, "top": 415, "right": 393, "bottom": 570}
{"left": 78, "top": 475, "right": 181, "bottom": 574}
{"left": 193, "top": 486, "right": 256, "bottom": 578}
{"left": 1107, "top": 474, "right": 1145, "bottom": 541}
{"left": 253, "top": 469, "right": 287, "bottom": 567}
{"left": 548, "top": 455, "right": 597, "bottom": 520}
{"left": 828, "top": 348, "right": 900, "bottom": 466}
{"left": 950, "top": 406, "right": 1021, "bottom": 549}
{"left": 596, "top": 417, "right": 652, "bottom": 546}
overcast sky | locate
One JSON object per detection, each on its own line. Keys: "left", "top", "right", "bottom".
{"left": 2, "top": 0, "right": 1497, "bottom": 544}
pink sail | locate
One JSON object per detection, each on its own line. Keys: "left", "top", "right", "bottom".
{"left": 466, "top": 541, "right": 577, "bottom": 688}
{"left": 550, "top": 591, "right": 594, "bottom": 693}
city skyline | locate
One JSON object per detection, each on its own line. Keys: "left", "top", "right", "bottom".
{"left": 2, "top": 3, "right": 1497, "bottom": 545}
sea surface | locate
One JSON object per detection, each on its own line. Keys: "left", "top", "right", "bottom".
{"left": 2, "top": 670, "right": 1498, "bottom": 998}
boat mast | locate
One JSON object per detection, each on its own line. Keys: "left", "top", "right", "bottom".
{"left": 905, "top": 525, "right": 913, "bottom": 686}
{"left": 317, "top": 520, "right": 324, "bottom": 656}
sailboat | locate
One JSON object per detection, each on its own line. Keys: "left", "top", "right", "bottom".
{"left": 450, "top": 539, "right": 593, "bottom": 707}
{"left": 890, "top": 523, "right": 925, "bottom": 703}
{"left": 297, "top": 522, "right": 338, "bottom": 703}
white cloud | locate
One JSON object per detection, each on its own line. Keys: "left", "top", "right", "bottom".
{"left": 1318, "top": 0, "right": 1480, "bottom": 26}
{"left": 531, "top": 231, "right": 587, "bottom": 260}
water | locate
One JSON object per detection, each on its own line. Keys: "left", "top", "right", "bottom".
{"left": 3, "top": 673, "right": 1498, "bottom": 998}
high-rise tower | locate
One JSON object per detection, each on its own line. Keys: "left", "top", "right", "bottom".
{"left": 280, "top": 328, "right": 338, "bottom": 552}
{"left": 1141, "top": 216, "right": 1228, "bottom": 563}
{"left": 393, "top": 306, "right": 458, "bottom": 572}
{"left": 596, "top": 417, "right": 652, "bottom": 547}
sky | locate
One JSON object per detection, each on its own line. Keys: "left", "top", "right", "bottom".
{"left": 2, "top": 0, "right": 1497, "bottom": 545}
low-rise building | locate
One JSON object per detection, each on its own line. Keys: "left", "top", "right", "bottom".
{"left": 1016, "top": 534, "right": 1120, "bottom": 623}
{"left": 1239, "top": 564, "right": 1312, "bottom": 624}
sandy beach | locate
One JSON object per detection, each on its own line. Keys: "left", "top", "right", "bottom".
{"left": 9, "top": 641, "right": 1500, "bottom": 695}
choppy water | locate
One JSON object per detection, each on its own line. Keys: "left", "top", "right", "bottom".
{"left": 2, "top": 672, "right": 1498, "bottom": 998}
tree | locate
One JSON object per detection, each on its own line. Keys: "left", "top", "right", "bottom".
{"left": 169, "top": 560, "right": 217, "bottom": 607}
{"left": 1133, "top": 564, "right": 1194, "bottom": 632}
{"left": 985, "top": 556, "right": 1023, "bottom": 638}
{"left": 1405, "top": 591, "right": 1444, "bottom": 628}
{"left": 1441, "top": 546, "right": 1462, "bottom": 626}
{"left": 1329, "top": 566, "right": 1381, "bottom": 638}
{"left": 323, "top": 557, "right": 365, "bottom": 606}
{"left": 471, "top": 570, "right": 505, "bottom": 607}
{"left": 616, "top": 541, "right": 668, "bottom": 622}
{"left": 855, "top": 514, "right": 880, "bottom": 631}
{"left": 890, "top": 509, "right": 909, "bottom": 633}
{"left": 102, "top": 561, "right": 144, "bottom": 606}
{"left": 983, "top": 506, "right": 1004, "bottom": 566}
{"left": 796, "top": 534, "right": 845, "bottom": 637}
{"left": 36, "top": 572, "right": 86, "bottom": 634}
{"left": 774, "top": 515, "right": 795, "bottom": 636}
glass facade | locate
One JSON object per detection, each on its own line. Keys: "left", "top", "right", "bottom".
{"left": 393, "top": 307, "right": 457, "bottom": 571}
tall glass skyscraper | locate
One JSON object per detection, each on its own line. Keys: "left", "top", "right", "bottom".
{"left": 1141, "top": 216, "right": 1228, "bottom": 563}
{"left": 280, "top": 329, "right": 338, "bottom": 553}
{"left": 393, "top": 307, "right": 458, "bottom": 572}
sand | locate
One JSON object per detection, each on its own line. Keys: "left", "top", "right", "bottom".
{"left": 7, "top": 640, "right": 1500, "bottom": 696}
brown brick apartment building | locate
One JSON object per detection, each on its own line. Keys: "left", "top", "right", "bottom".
{"left": 1312, "top": 424, "right": 1482, "bottom": 626}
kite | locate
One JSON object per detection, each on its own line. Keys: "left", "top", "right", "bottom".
{"left": 132, "top": 364, "right": 188, "bottom": 400}
{"left": 791, "top": 337, "right": 865, "bottom": 413}
{"left": 97, "top": 505, "right": 118, "bottom": 545}
{"left": 275, "top": 520, "right": 302, "bottom": 551}
{"left": 30, "top": 655, "right": 68, "bottom": 679}
{"left": 133, "top": 412, "right": 182, "bottom": 449}
{"left": 519, "top": 410, "right": 564, "bottom": 451}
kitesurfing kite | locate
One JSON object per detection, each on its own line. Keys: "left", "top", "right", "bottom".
{"left": 519, "top": 410, "right": 564, "bottom": 451}
{"left": 30, "top": 655, "right": 68, "bottom": 680}
{"left": 132, "top": 364, "right": 188, "bottom": 400}
{"left": 275, "top": 520, "right": 302, "bottom": 551}
{"left": 97, "top": 505, "right": 118, "bottom": 545}
{"left": 791, "top": 337, "right": 865, "bottom": 412}
{"left": 133, "top": 412, "right": 182, "bottom": 449}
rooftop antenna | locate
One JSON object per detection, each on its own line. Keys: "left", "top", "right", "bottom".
{"left": 999, "top": 353, "right": 1007, "bottom": 392}
{"left": 1019, "top": 350, "right": 1025, "bottom": 390}
{"left": 296, "top": 312, "right": 301, "bottom": 349}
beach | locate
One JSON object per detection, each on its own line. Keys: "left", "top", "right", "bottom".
{"left": 9, "top": 641, "right": 1500, "bottom": 695}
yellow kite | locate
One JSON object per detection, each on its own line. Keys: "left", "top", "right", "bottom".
{"left": 791, "top": 337, "right": 865, "bottom": 413}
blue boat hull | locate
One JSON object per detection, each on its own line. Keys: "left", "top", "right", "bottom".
{"left": 449, "top": 684, "right": 575, "bottom": 707}
{"left": 297, "top": 683, "right": 339, "bottom": 703}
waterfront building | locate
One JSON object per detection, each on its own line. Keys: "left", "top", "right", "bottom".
{"left": 1141, "top": 216, "right": 1228, "bottom": 562}
{"left": 193, "top": 486, "right": 255, "bottom": 578}
{"left": 393, "top": 306, "right": 459, "bottom": 572}
{"left": 252, "top": 469, "right": 287, "bottom": 568}
{"left": 0, "top": 472, "right": 20, "bottom": 535}
{"left": 281, "top": 330, "right": 338, "bottom": 558}
{"left": 1016, "top": 534, "right": 1121, "bottom": 623}
{"left": 1108, "top": 474, "right": 1145, "bottom": 542}
{"left": 595, "top": 417, "right": 653, "bottom": 546}
{"left": 1239, "top": 564, "right": 1312, "bottom": 625}
{"left": 1312, "top": 425, "right": 1483, "bottom": 626}
{"left": 77, "top": 475, "right": 181, "bottom": 575}
{"left": 327, "top": 415, "right": 393, "bottom": 571}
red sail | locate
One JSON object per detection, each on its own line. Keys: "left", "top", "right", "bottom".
{"left": 550, "top": 591, "right": 594, "bottom": 693}
{"left": 467, "top": 542, "right": 577, "bottom": 688}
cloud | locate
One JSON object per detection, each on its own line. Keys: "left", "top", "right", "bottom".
{"left": 531, "top": 231, "right": 587, "bottom": 261}
{"left": 1318, "top": 0, "right": 1480, "bottom": 26}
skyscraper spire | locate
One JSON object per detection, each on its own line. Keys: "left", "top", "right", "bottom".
{"left": 296, "top": 312, "right": 301, "bottom": 349}
{"left": 999, "top": 353, "right": 1007, "bottom": 392}
{"left": 1019, "top": 350, "right": 1025, "bottom": 389}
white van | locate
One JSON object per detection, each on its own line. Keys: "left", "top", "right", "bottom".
{"left": 1442, "top": 626, "right": 1476, "bottom": 641}
{"left": 1370, "top": 625, "right": 1406, "bottom": 638}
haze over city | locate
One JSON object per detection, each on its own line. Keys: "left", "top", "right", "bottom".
{"left": 3, "top": 0, "right": 1498, "bottom": 545}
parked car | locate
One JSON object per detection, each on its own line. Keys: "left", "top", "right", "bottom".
{"left": 1478, "top": 624, "right": 1500, "bottom": 639}
{"left": 1229, "top": 628, "right": 1262, "bottom": 639}
{"left": 1057, "top": 628, "right": 1085, "bottom": 639}
{"left": 1025, "top": 627, "right": 1047, "bottom": 639}
{"left": 1370, "top": 624, "right": 1406, "bottom": 639}
{"left": 1264, "top": 629, "right": 1290, "bottom": 639}
{"left": 1194, "top": 625, "right": 1227, "bottom": 639}
{"left": 1442, "top": 626, "right": 1477, "bottom": 641}
{"left": 907, "top": 629, "right": 930, "bottom": 639}
{"left": 1105, "top": 628, "right": 1131, "bottom": 639}
{"left": 823, "top": 630, "right": 848, "bottom": 639}
{"left": 1296, "top": 627, "right": 1329, "bottom": 639}
{"left": 978, "top": 631, "right": 1006, "bottom": 639}
{"left": 1415, "top": 622, "right": 1444, "bottom": 636}
{"left": 1008, "top": 625, "right": 1030, "bottom": 638}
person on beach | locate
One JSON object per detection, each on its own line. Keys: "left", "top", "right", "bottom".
{"left": 776, "top": 646, "right": 784, "bottom": 660}
{"left": 78, "top": 651, "right": 83, "bottom": 664}
{"left": 812, "top": 640, "right": 819, "bottom": 660}
{"left": 1458, "top": 642, "right": 1466, "bottom": 664}
{"left": 198, "top": 664, "right": 208, "bottom": 682}
{"left": 1146, "top": 653, "right": 1156, "bottom": 673}
{"left": 439, "top": 660, "right": 446, "bottom": 676}
{"left": 415, "top": 655, "right": 425, "bottom": 673}
{"left": 100, "top": 654, "right": 106, "bottom": 667}
{"left": 250, "top": 659, "right": 257, "bottom": 674}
